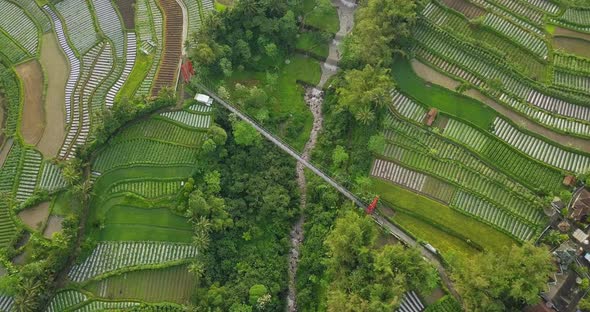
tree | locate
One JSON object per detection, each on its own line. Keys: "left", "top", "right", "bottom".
{"left": 232, "top": 121, "right": 261, "bottom": 146}
{"left": 452, "top": 242, "right": 554, "bottom": 311}
{"left": 340, "top": 0, "right": 425, "bottom": 68}
{"left": 368, "top": 135, "right": 385, "bottom": 154}
{"left": 248, "top": 284, "right": 269, "bottom": 306}
{"left": 332, "top": 145, "right": 349, "bottom": 168}
{"left": 336, "top": 65, "right": 395, "bottom": 123}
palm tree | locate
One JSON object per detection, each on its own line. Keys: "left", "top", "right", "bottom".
{"left": 192, "top": 230, "right": 210, "bottom": 251}
{"left": 354, "top": 106, "right": 375, "bottom": 125}
{"left": 14, "top": 279, "right": 43, "bottom": 312}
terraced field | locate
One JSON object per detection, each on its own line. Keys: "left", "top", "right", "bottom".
{"left": 152, "top": 0, "right": 183, "bottom": 96}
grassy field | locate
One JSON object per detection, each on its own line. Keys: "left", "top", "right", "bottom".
{"left": 85, "top": 264, "right": 196, "bottom": 304}
{"left": 116, "top": 53, "right": 152, "bottom": 101}
{"left": 296, "top": 32, "right": 330, "bottom": 59}
{"left": 229, "top": 54, "right": 321, "bottom": 150}
{"left": 392, "top": 58, "right": 497, "bottom": 129}
{"left": 302, "top": 0, "right": 339, "bottom": 34}
{"left": 371, "top": 179, "right": 517, "bottom": 253}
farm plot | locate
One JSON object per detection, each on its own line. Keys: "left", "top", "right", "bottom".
{"left": 181, "top": 0, "right": 203, "bottom": 36}
{"left": 15, "top": 149, "right": 42, "bottom": 202}
{"left": 37, "top": 32, "right": 67, "bottom": 158}
{"left": 18, "top": 0, "right": 52, "bottom": 32}
{"left": 0, "top": 0, "right": 40, "bottom": 56}
{"left": 106, "top": 179, "right": 183, "bottom": 198}
{"left": 55, "top": 0, "right": 98, "bottom": 55}
{"left": 0, "top": 63, "right": 21, "bottom": 136}
{"left": 46, "top": 290, "right": 87, "bottom": 312}
{"left": 159, "top": 110, "right": 212, "bottom": 128}
{"left": 38, "top": 162, "right": 68, "bottom": 193}
{"left": 114, "top": 0, "right": 137, "bottom": 29}
{"left": 441, "top": 0, "right": 485, "bottom": 18}
{"left": 18, "top": 201, "right": 50, "bottom": 231}
{"left": 73, "top": 300, "right": 139, "bottom": 311}
{"left": 93, "top": 139, "right": 199, "bottom": 173}
{"left": 44, "top": 5, "right": 81, "bottom": 125}
{"left": 554, "top": 52, "right": 590, "bottom": 75}
{"left": 0, "top": 295, "right": 13, "bottom": 312}
{"left": 444, "top": 119, "right": 564, "bottom": 191}
{"left": 151, "top": 0, "right": 183, "bottom": 96}
{"left": 481, "top": 14, "right": 548, "bottom": 58}
{"left": 110, "top": 118, "right": 206, "bottom": 147}
{"left": 553, "top": 36, "right": 590, "bottom": 59}
{"left": 390, "top": 90, "right": 427, "bottom": 123}
{"left": 68, "top": 241, "right": 198, "bottom": 282}
{"left": 86, "top": 265, "right": 196, "bottom": 304}
{"left": 93, "top": 0, "right": 126, "bottom": 58}
{"left": 522, "top": 0, "right": 560, "bottom": 15}
{"left": 553, "top": 7, "right": 590, "bottom": 32}
{"left": 16, "top": 60, "right": 45, "bottom": 146}
{"left": 0, "top": 32, "right": 28, "bottom": 64}
{"left": 136, "top": 0, "right": 164, "bottom": 96}
{"left": 482, "top": 0, "right": 545, "bottom": 25}
{"left": 553, "top": 69, "right": 590, "bottom": 94}
{"left": 451, "top": 190, "right": 535, "bottom": 241}
{"left": 492, "top": 118, "right": 590, "bottom": 173}
{"left": 106, "top": 33, "right": 137, "bottom": 108}
{"left": 0, "top": 202, "right": 16, "bottom": 247}
{"left": 59, "top": 43, "right": 114, "bottom": 160}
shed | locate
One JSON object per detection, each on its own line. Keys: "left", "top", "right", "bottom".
{"left": 423, "top": 108, "right": 438, "bottom": 126}
{"left": 570, "top": 188, "right": 590, "bottom": 222}
{"left": 563, "top": 175, "right": 576, "bottom": 187}
{"left": 194, "top": 93, "right": 213, "bottom": 106}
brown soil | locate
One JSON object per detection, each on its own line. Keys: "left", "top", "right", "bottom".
{"left": 553, "top": 36, "right": 590, "bottom": 59}
{"left": 37, "top": 32, "right": 67, "bottom": 158}
{"left": 16, "top": 60, "right": 45, "bottom": 146}
{"left": 18, "top": 201, "right": 50, "bottom": 231}
{"left": 411, "top": 59, "right": 590, "bottom": 153}
{"left": 554, "top": 26, "right": 590, "bottom": 42}
{"left": 152, "top": 0, "right": 183, "bottom": 96}
{"left": 114, "top": 0, "right": 136, "bottom": 29}
{"left": 441, "top": 0, "right": 485, "bottom": 18}
{"left": 0, "top": 138, "right": 13, "bottom": 168}
{"left": 43, "top": 215, "right": 64, "bottom": 239}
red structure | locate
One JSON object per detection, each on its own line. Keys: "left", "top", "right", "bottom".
{"left": 366, "top": 196, "right": 379, "bottom": 214}
{"left": 181, "top": 59, "right": 195, "bottom": 83}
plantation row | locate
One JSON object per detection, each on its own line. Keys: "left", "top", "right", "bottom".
{"left": 0, "top": 202, "right": 16, "bottom": 247}
{"left": 474, "top": 0, "right": 546, "bottom": 24}
{"left": 107, "top": 179, "right": 183, "bottom": 198}
{"left": 73, "top": 301, "right": 139, "bottom": 312}
{"left": 93, "top": 138, "right": 200, "bottom": 173}
{"left": 93, "top": 0, "right": 126, "bottom": 58}
{"left": 159, "top": 111, "right": 212, "bottom": 129}
{"left": 59, "top": 42, "right": 111, "bottom": 159}
{"left": 188, "top": 103, "right": 213, "bottom": 113}
{"left": 44, "top": 5, "right": 81, "bottom": 125}
{"left": 371, "top": 159, "right": 428, "bottom": 192}
{"left": 55, "top": 0, "right": 98, "bottom": 55}
{"left": 181, "top": 0, "right": 203, "bottom": 36}
{"left": 38, "top": 163, "right": 68, "bottom": 193}
{"left": 106, "top": 33, "right": 137, "bottom": 108}
{"left": 0, "top": 63, "right": 21, "bottom": 135}
{"left": 112, "top": 118, "right": 206, "bottom": 147}
{"left": 0, "top": 31, "right": 29, "bottom": 64}
{"left": 481, "top": 13, "right": 547, "bottom": 58}
{"left": 0, "top": 0, "right": 39, "bottom": 55}
{"left": 19, "top": 0, "right": 52, "bottom": 32}
{"left": 385, "top": 105, "right": 542, "bottom": 202}
{"left": 151, "top": 0, "right": 183, "bottom": 96}
{"left": 553, "top": 70, "right": 590, "bottom": 95}
{"left": 136, "top": 0, "right": 164, "bottom": 96}
{"left": 443, "top": 119, "right": 564, "bottom": 191}
{"left": 451, "top": 190, "right": 535, "bottom": 241}
{"left": 0, "top": 295, "right": 13, "bottom": 312}
{"left": 0, "top": 143, "right": 22, "bottom": 194}
{"left": 492, "top": 118, "right": 590, "bottom": 173}
{"left": 554, "top": 7, "right": 590, "bottom": 29}
{"left": 46, "top": 290, "right": 87, "bottom": 312}
{"left": 397, "top": 291, "right": 425, "bottom": 312}
{"left": 526, "top": 89, "right": 590, "bottom": 122}
{"left": 380, "top": 136, "right": 544, "bottom": 224}
{"left": 15, "top": 149, "right": 42, "bottom": 202}
{"left": 390, "top": 91, "right": 427, "bottom": 123}
{"left": 68, "top": 241, "right": 199, "bottom": 282}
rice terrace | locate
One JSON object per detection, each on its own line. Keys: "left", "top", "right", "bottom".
{"left": 1, "top": 0, "right": 590, "bottom": 311}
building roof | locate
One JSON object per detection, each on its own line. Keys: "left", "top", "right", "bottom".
{"left": 573, "top": 229, "right": 588, "bottom": 244}
{"left": 563, "top": 175, "right": 576, "bottom": 186}
{"left": 570, "top": 188, "right": 590, "bottom": 221}
{"left": 423, "top": 108, "right": 438, "bottom": 126}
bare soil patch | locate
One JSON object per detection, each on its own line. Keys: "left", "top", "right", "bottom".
{"left": 16, "top": 60, "right": 45, "bottom": 146}
{"left": 43, "top": 215, "right": 64, "bottom": 239}
{"left": 554, "top": 26, "right": 590, "bottom": 42}
{"left": 553, "top": 36, "right": 590, "bottom": 59}
{"left": 411, "top": 59, "right": 590, "bottom": 153}
{"left": 441, "top": 0, "right": 485, "bottom": 18}
{"left": 18, "top": 201, "right": 50, "bottom": 231}
{"left": 38, "top": 32, "right": 67, "bottom": 158}
{"left": 114, "top": 0, "right": 136, "bottom": 29}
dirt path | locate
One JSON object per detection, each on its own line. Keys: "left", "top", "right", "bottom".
{"left": 16, "top": 60, "right": 45, "bottom": 146}
{"left": 287, "top": 1, "right": 356, "bottom": 310}
{"left": 411, "top": 59, "right": 590, "bottom": 153}
{"left": 38, "top": 32, "right": 67, "bottom": 158}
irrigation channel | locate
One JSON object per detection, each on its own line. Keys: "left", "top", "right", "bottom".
{"left": 196, "top": 83, "right": 462, "bottom": 304}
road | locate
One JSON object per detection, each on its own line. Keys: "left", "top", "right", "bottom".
{"left": 196, "top": 83, "right": 462, "bottom": 302}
